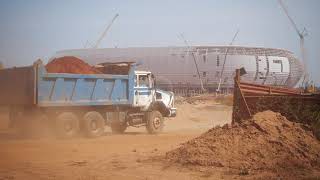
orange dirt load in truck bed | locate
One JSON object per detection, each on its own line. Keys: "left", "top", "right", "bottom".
{"left": 45, "top": 56, "right": 102, "bottom": 74}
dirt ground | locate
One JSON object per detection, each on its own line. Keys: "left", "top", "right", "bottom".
{"left": 0, "top": 99, "right": 235, "bottom": 180}
{"left": 166, "top": 110, "right": 320, "bottom": 179}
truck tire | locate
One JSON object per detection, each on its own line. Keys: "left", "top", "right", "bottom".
{"left": 82, "top": 111, "right": 105, "bottom": 138}
{"left": 111, "top": 122, "right": 127, "bottom": 134}
{"left": 146, "top": 111, "right": 164, "bottom": 134}
{"left": 55, "top": 112, "right": 79, "bottom": 139}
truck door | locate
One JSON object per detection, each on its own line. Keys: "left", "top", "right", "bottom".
{"left": 133, "top": 74, "right": 154, "bottom": 109}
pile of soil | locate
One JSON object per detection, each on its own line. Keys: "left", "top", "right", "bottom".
{"left": 166, "top": 111, "right": 320, "bottom": 176}
{"left": 46, "top": 56, "right": 101, "bottom": 74}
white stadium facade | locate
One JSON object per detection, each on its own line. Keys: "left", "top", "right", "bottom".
{"left": 54, "top": 46, "right": 304, "bottom": 93}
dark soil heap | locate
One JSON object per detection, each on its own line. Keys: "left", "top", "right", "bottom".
{"left": 166, "top": 111, "right": 320, "bottom": 175}
{"left": 46, "top": 56, "right": 101, "bottom": 74}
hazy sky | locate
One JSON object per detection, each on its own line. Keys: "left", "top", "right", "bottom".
{"left": 0, "top": 0, "right": 319, "bottom": 84}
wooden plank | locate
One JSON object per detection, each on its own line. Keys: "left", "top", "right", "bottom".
{"left": 236, "top": 81, "right": 252, "bottom": 117}
{"left": 240, "top": 84, "right": 300, "bottom": 95}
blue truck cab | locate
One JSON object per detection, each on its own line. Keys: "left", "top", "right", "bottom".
{"left": 0, "top": 60, "right": 176, "bottom": 138}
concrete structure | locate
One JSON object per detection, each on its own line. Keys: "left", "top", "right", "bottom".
{"left": 54, "top": 46, "right": 304, "bottom": 92}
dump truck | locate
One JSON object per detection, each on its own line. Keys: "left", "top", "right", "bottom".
{"left": 0, "top": 60, "right": 176, "bottom": 138}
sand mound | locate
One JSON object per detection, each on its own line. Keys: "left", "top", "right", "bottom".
{"left": 166, "top": 111, "right": 320, "bottom": 175}
{"left": 46, "top": 56, "right": 101, "bottom": 74}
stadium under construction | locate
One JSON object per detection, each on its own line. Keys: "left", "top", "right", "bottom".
{"left": 54, "top": 46, "right": 304, "bottom": 94}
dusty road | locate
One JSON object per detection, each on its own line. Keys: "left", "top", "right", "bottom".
{"left": 0, "top": 100, "right": 233, "bottom": 180}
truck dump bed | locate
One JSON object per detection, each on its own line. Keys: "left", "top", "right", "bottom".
{"left": 0, "top": 61, "right": 134, "bottom": 107}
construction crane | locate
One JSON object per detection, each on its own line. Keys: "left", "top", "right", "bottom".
{"left": 93, "top": 13, "right": 119, "bottom": 49}
{"left": 278, "top": 0, "right": 309, "bottom": 86}
{"left": 178, "top": 33, "right": 205, "bottom": 92}
{"left": 216, "top": 29, "right": 240, "bottom": 93}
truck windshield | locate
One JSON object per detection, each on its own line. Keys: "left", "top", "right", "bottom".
{"left": 138, "top": 75, "right": 149, "bottom": 87}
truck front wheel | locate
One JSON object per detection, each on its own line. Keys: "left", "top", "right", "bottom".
{"left": 55, "top": 112, "right": 79, "bottom": 139}
{"left": 82, "top": 111, "right": 105, "bottom": 138}
{"left": 146, "top": 111, "right": 164, "bottom": 134}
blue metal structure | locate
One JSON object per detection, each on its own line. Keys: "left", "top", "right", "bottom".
{"left": 36, "top": 62, "right": 135, "bottom": 107}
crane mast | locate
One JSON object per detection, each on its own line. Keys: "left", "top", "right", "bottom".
{"left": 216, "top": 29, "right": 239, "bottom": 93}
{"left": 93, "top": 13, "right": 119, "bottom": 49}
{"left": 278, "top": 0, "right": 309, "bottom": 86}
{"left": 178, "top": 34, "right": 205, "bottom": 92}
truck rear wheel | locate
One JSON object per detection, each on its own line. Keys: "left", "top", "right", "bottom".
{"left": 111, "top": 122, "right": 127, "bottom": 134}
{"left": 55, "top": 112, "right": 79, "bottom": 139}
{"left": 146, "top": 111, "right": 164, "bottom": 134}
{"left": 82, "top": 111, "right": 105, "bottom": 138}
